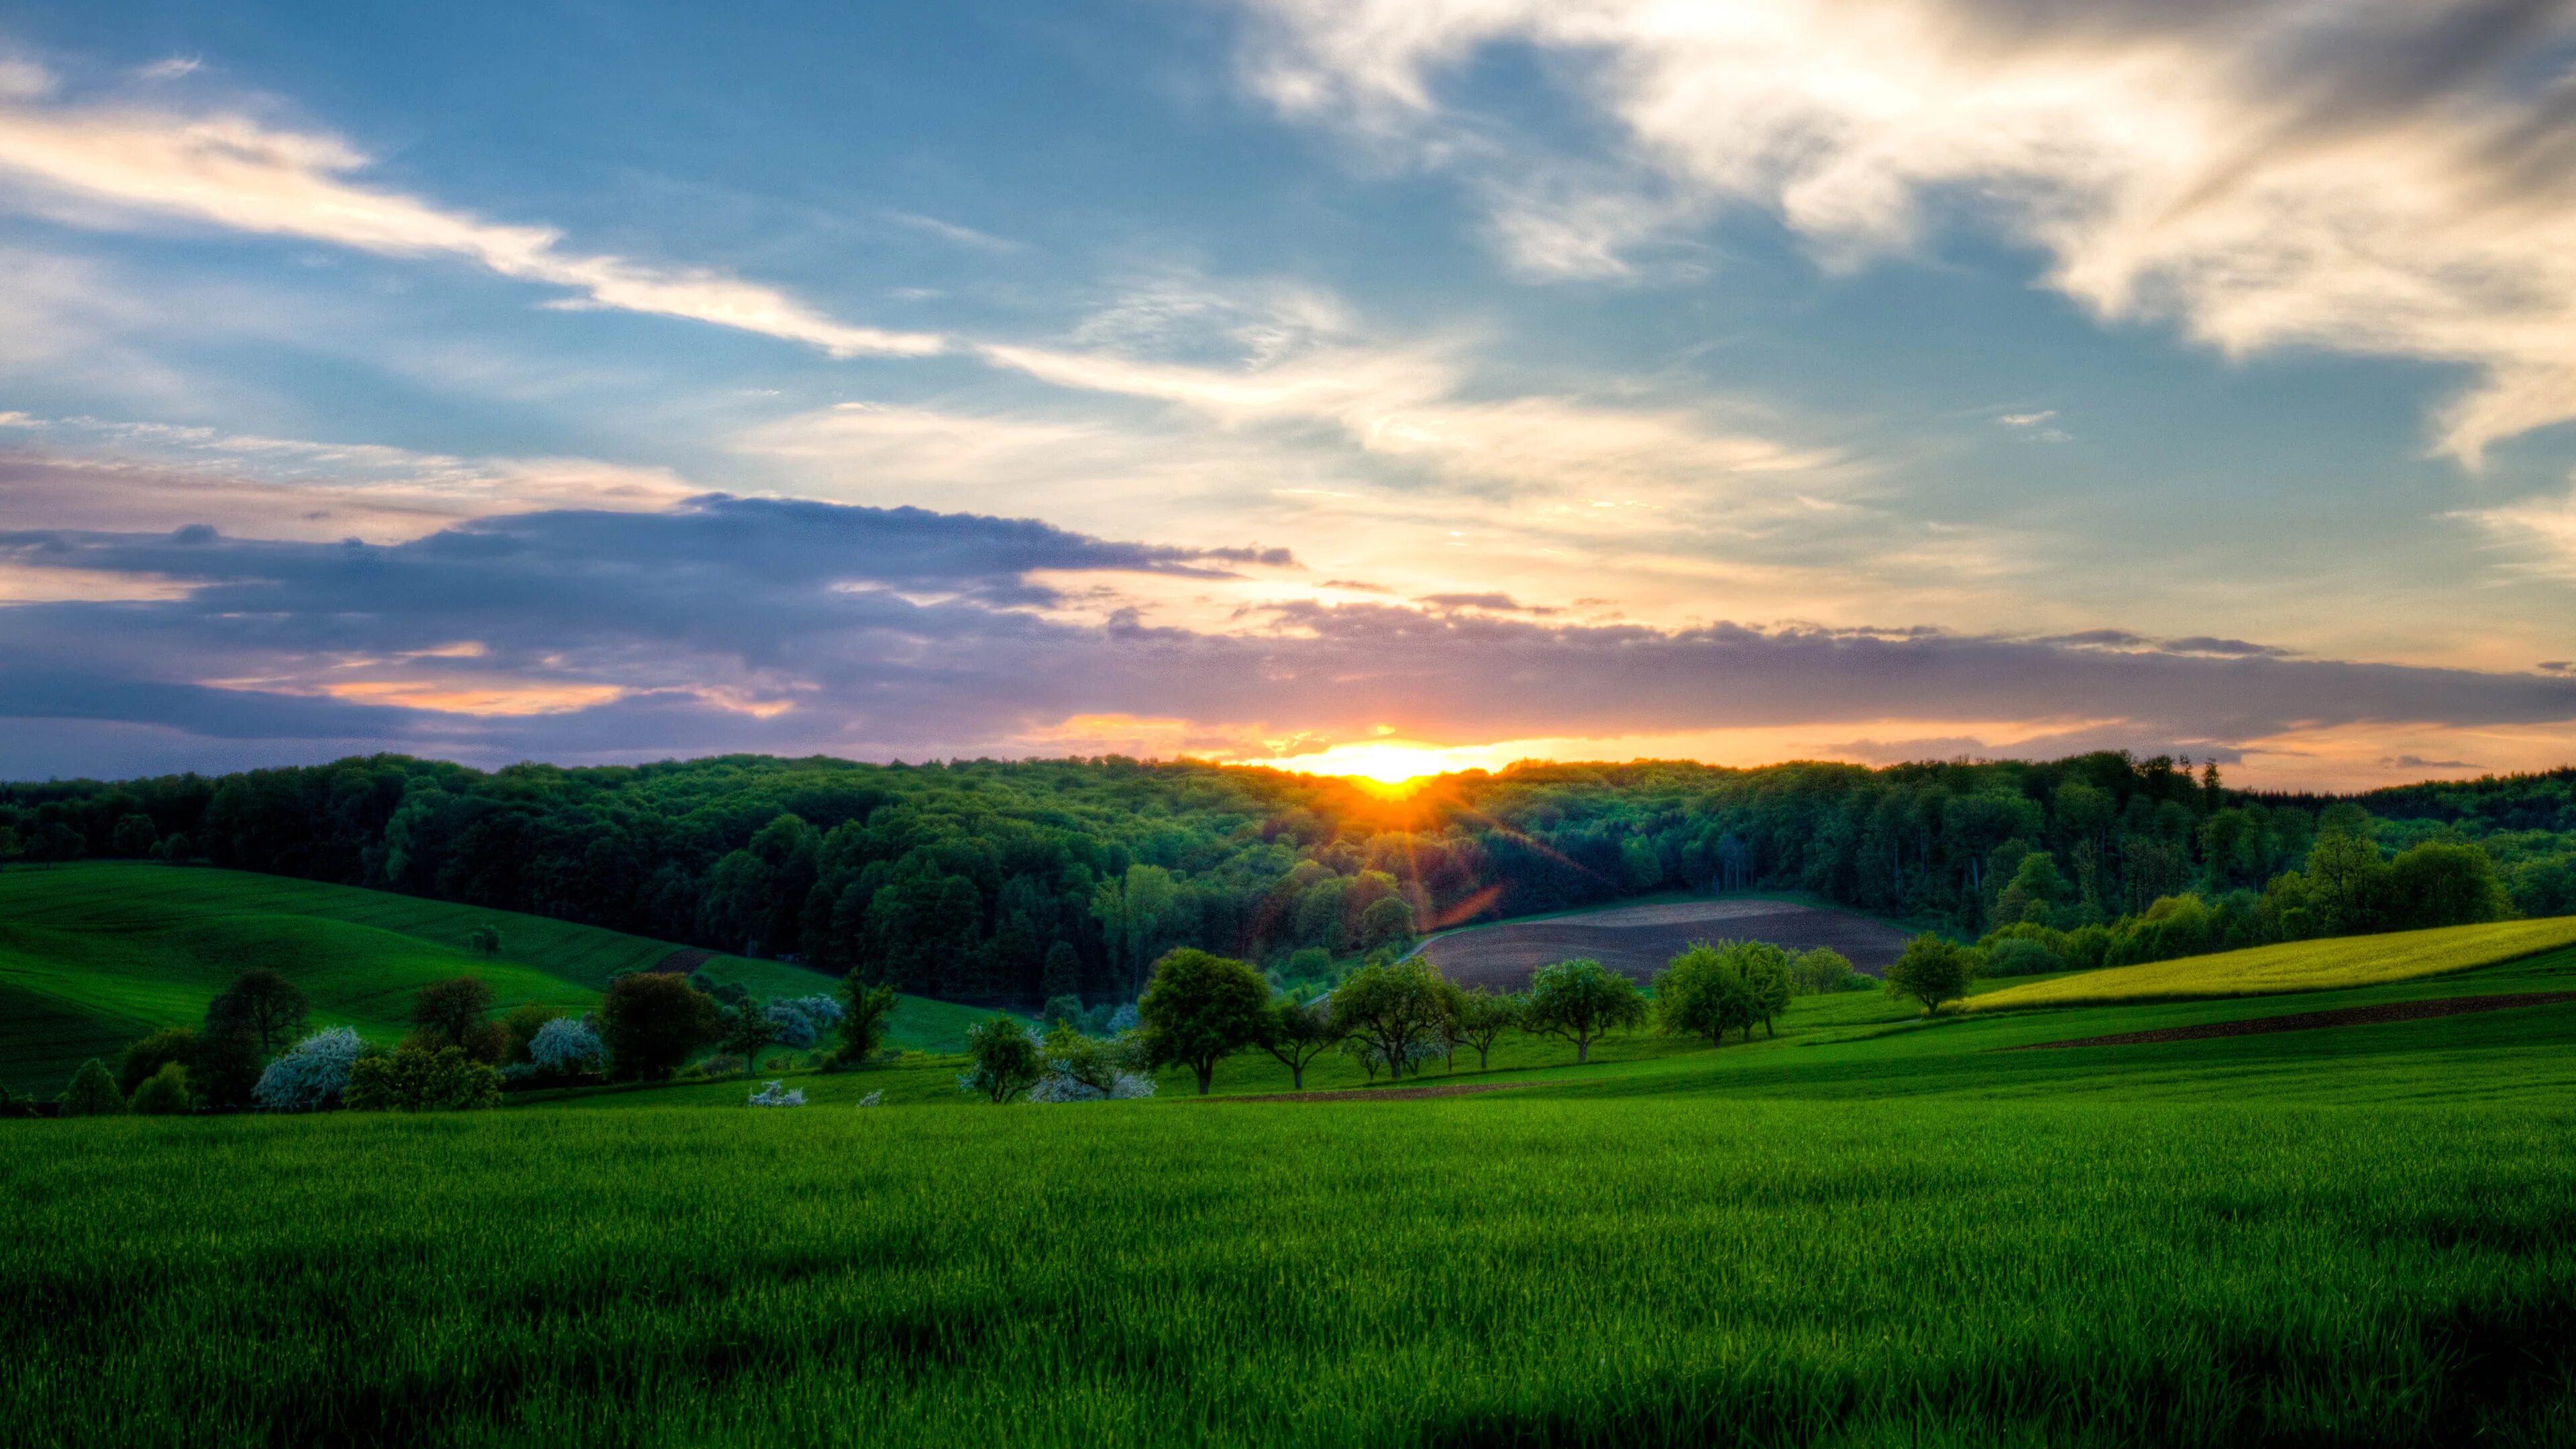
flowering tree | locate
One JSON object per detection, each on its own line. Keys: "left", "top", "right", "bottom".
{"left": 254, "top": 1026, "right": 368, "bottom": 1112}
{"left": 527, "top": 1017, "right": 605, "bottom": 1077}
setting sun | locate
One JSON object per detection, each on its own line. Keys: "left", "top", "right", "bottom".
{"left": 1256, "top": 740, "right": 1464, "bottom": 794}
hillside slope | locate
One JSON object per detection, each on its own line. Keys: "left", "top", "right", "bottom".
{"left": 0, "top": 863, "right": 980, "bottom": 1095}
{"left": 1968, "top": 916, "right": 2576, "bottom": 1011}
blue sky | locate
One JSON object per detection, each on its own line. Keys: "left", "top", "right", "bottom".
{"left": 4, "top": 0, "right": 2576, "bottom": 788}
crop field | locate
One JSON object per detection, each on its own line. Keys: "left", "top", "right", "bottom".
{"left": 1420, "top": 896, "right": 1913, "bottom": 990}
{"left": 0, "top": 863, "right": 984, "bottom": 1093}
{"left": 1969, "top": 915, "right": 2576, "bottom": 1012}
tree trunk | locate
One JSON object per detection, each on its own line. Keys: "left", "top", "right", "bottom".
{"left": 1576, "top": 1033, "right": 1590, "bottom": 1064}
{"left": 1289, "top": 1060, "right": 1304, "bottom": 1090}
{"left": 1194, "top": 1061, "right": 1214, "bottom": 1095}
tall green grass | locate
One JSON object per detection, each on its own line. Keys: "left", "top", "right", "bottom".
{"left": 5, "top": 1097, "right": 2573, "bottom": 1447}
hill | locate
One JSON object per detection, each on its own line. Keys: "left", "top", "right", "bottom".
{"left": 0, "top": 862, "right": 987, "bottom": 1094}
{"left": 1966, "top": 916, "right": 2576, "bottom": 1012}
{"left": 1418, "top": 894, "right": 1914, "bottom": 989}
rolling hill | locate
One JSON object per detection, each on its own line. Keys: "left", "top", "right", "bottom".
{"left": 0, "top": 862, "right": 993, "bottom": 1094}
{"left": 1966, "top": 916, "right": 2576, "bottom": 1012}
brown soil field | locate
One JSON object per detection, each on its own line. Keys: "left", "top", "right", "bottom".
{"left": 2009, "top": 991, "right": 2576, "bottom": 1051}
{"left": 1419, "top": 898, "right": 1914, "bottom": 992}
{"left": 650, "top": 947, "right": 714, "bottom": 975}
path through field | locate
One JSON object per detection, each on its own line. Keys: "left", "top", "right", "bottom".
{"left": 1420, "top": 898, "right": 1913, "bottom": 991}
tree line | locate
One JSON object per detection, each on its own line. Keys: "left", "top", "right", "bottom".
{"left": 4, "top": 751, "right": 2571, "bottom": 1003}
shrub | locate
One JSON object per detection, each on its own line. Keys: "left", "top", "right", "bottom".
{"left": 58, "top": 1059, "right": 126, "bottom": 1117}
{"left": 1790, "top": 947, "right": 1859, "bottom": 996}
{"left": 696, "top": 1054, "right": 745, "bottom": 1079}
{"left": 1042, "top": 994, "right": 1085, "bottom": 1028}
{"left": 747, "top": 1080, "right": 805, "bottom": 1107}
{"left": 118, "top": 1026, "right": 198, "bottom": 1097}
{"left": 856, "top": 1090, "right": 885, "bottom": 1108}
{"left": 601, "top": 972, "right": 722, "bottom": 1080}
{"left": 527, "top": 1017, "right": 605, "bottom": 1076}
{"left": 343, "top": 1046, "right": 503, "bottom": 1112}
{"left": 764, "top": 999, "right": 822, "bottom": 1051}
{"left": 253, "top": 1026, "right": 368, "bottom": 1112}
{"left": 834, "top": 981, "right": 900, "bottom": 1069}
{"left": 129, "top": 1063, "right": 193, "bottom": 1115}
{"left": 1285, "top": 947, "right": 1332, "bottom": 977}
{"left": 1984, "top": 937, "right": 2063, "bottom": 978}
{"left": 500, "top": 1002, "right": 561, "bottom": 1063}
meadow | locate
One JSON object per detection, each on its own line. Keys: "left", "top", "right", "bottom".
{"left": 0, "top": 863, "right": 996, "bottom": 1095}
{"left": 7, "top": 865, "right": 2576, "bottom": 1446}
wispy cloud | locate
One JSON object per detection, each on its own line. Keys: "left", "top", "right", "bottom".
{"left": 0, "top": 68, "right": 945, "bottom": 358}
{"left": 135, "top": 56, "right": 200, "bottom": 82}
{"left": 1235, "top": 0, "right": 2576, "bottom": 464}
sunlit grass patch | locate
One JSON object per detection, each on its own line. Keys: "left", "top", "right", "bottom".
{"left": 1968, "top": 916, "right": 2576, "bottom": 1011}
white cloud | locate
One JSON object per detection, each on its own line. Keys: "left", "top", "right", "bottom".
{"left": 2455, "top": 482, "right": 2576, "bottom": 580}
{"left": 136, "top": 56, "right": 201, "bottom": 81}
{"left": 0, "top": 93, "right": 946, "bottom": 358}
{"left": 1236, "top": 0, "right": 2576, "bottom": 464}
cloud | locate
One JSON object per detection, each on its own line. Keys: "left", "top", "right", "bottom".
{"left": 889, "top": 211, "right": 1023, "bottom": 254}
{"left": 2383, "top": 754, "right": 2483, "bottom": 770}
{"left": 2455, "top": 482, "right": 2576, "bottom": 578}
{"left": 136, "top": 57, "right": 201, "bottom": 81}
{"left": 4, "top": 496, "right": 2573, "bottom": 782}
{"left": 1234, "top": 0, "right": 2576, "bottom": 462}
{"left": 0, "top": 89, "right": 944, "bottom": 357}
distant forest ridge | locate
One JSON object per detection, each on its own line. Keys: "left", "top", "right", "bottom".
{"left": 1, "top": 753, "right": 2571, "bottom": 1002}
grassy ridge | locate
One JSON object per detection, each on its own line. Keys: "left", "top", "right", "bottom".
{"left": 5, "top": 1095, "right": 2573, "bottom": 1447}
{"left": 0, "top": 863, "right": 979, "bottom": 1093}
{"left": 1968, "top": 916, "right": 2576, "bottom": 1011}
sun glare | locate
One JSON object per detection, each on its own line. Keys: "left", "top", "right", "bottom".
{"left": 1264, "top": 741, "right": 1464, "bottom": 796}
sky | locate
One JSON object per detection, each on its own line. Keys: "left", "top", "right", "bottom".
{"left": 4, "top": 1, "right": 2576, "bottom": 790}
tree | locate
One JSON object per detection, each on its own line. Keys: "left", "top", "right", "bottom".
{"left": 500, "top": 1002, "right": 560, "bottom": 1063}
{"left": 1523, "top": 958, "right": 1645, "bottom": 1064}
{"left": 837, "top": 980, "right": 900, "bottom": 1067}
{"left": 129, "top": 1063, "right": 193, "bottom": 1114}
{"left": 252, "top": 1028, "right": 368, "bottom": 1112}
{"left": 1790, "top": 947, "right": 1858, "bottom": 996}
{"left": 720, "top": 999, "right": 780, "bottom": 1077}
{"left": 118, "top": 1026, "right": 197, "bottom": 1097}
{"left": 1137, "top": 948, "right": 1271, "bottom": 1095}
{"left": 206, "top": 968, "right": 309, "bottom": 1058}
{"left": 1885, "top": 934, "right": 1976, "bottom": 1016}
{"left": 1355, "top": 895, "right": 1417, "bottom": 955}
{"left": 188, "top": 1030, "right": 263, "bottom": 1110}
{"left": 2303, "top": 829, "right": 2392, "bottom": 936}
{"left": 468, "top": 924, "right": 504, "bottom": 957}
{"left": 343, "top": 1046, "right": 503, "bottom": 1111}
{"left": 1744, "top": 945, "right": 1794, "bottom": 1038}
{"left": 1654, "top": 943, "right": 1757, "bottom": 1046}
{"left": 1328, "top": 958, "right": 1458, "bottom": 1080}
{"left": 2387, "top": 841, "right": 2510, "bottom": 930}
{"left": 1262, "top": 995, "right": 1344, "bottom": 1089}
{"left": 111, "top": 812, "right": 158, "bottom": 858}
{"left": 1040, "top": 941, "right": 1082, "bottom": 1001}
{"left": 410, "top": 977, "right": 500, "bottom": 1059}
{"left": 960, "top": 1014, "right": 1044, "bottom": 1104}
{"left": 58, "top": 1058, "right": 126, "bottom": 1116}
{"left": 1448, "top": 987, "right": 1523, "bottom": 1069}
{"left": 599, "top": 973, "right": 721, "bottom": 1080}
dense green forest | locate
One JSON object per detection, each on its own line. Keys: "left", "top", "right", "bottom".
{"left": 3, "top": 753, "right": 2571, "bottom": 1002}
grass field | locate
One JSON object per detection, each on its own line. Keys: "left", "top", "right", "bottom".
{"left": 7, "top": 865, "right": 2576, "bottom": 1445}
{"left": 0, "top": 863, "right": 989, "bottom": 1093}
{"left": 1969, "top": 916, "right": 2576, "bottom": 1011}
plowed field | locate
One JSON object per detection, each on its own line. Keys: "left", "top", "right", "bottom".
{"left": 1419, "top": 898, "right": 1913, "bottom": 991}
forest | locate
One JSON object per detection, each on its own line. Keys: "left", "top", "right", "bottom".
{"left": 3, "top": 752, "right": 2571, "bottom": 1002}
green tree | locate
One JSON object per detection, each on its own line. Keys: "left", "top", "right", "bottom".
{"left": 1654, "top": 943, "right": 1756, "bottom": 1046}
{"left": 467, "top": 924, "right": 504, "bottom": 957}
{"left": 1789, "top": 947, "right": 1857, "bottom": 995}
{"left": 1040, "top": 941, "right": 1082, "bottom": 1001}
{"left": 837, "top": 980, "right": 900, "bottom": 1067}
{"left": 1523, "top": 959, "right": 1646, "bottom": 1064}
{"left": 1328, "top": 957, "right": 1458, "bottom": 1080}
{"left": 1885, "top": 934, "right": 1975, "bottom": 1016}
{"left": 1448, "top": 987, "right": 1523, "bottom": 1069}
{"left": 343, "top": 1046, "right": 503, "bottom": 1111}
{"left": 1354, "top": 895, "right": 1417, "bottom": 955}
{"left": 2387, "top": 841, "right": 2511, "bottom": 929}
{"left": 1137, "top": 948, "right": 1271, "bottom": 1095}
{"left": 1261, "top": 994, "right": 1344, "bottom": 1089}
{"left": 2304, "top": 829, "right": 2392, "bottom": 936}
{"left": 500, "top": 1002, "right": 560, "bottom": 1064}
{"left": 110, "top": 812, "right": 158, "bottom": 858}
{"left": 960, "top": 1014, "right": 1044, "bottom": 1104}
{"left": 206, "top": 968, "right": 309, "bottom": 1058}
{"left": 117, "top": 1026, "right": 197, "bottom": 1097}
{"left": 128, "top": 1063, "right": 192, "bottom": 1115}
{"left": 599, "top": 973, "right": 721, "bottom": 1081}
{"left": 188, "top": 1030, "right": 262, "bottom": 1109}
{"left": 411, "top": 977, "right": 498, "bottom": 1057}
{"left": 1744, "top": 945, "right": 1794, "bottom": 1038}
{"left": 58, "top": 1058, "right": 126, "bottom": 1116}
{"left": 720, "top": 999, "right": 780, "bottom": 1076}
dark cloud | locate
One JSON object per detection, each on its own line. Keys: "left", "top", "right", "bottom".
{"left": 2542, "top": 661, "right": 2573, "bottom": 673}
{"left": 1417, "top": 592, "right": 1558, "bottom": 614}
{"left": 3, "top": 498, "right": 2575, "bottom": 778}
{"left": 2382, "top": 755, "right": 2485, "bottom": 770}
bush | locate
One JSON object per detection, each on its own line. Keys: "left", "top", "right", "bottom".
{"left": 1789, "top": 947, "right": 1858, "bottom": 996}
{"left": 1042, "top": 994, "right": 1085, "bottom": 1028}
{"left": 129, "top": 1063, "right": 193, "bottom": 1115}
{"left": 958, "top": 1015, "right": 1044, "bottom": 1104}
{"left": 253, "top": 1026, "right": 368, "bottom": 1112}
{"left": 601, "top": 973, "right": 722, "bottom": 1080}
{"left": 832, "top": 981, "right": 900, "bottom": 1069}
{"left": 187, "top": 1030, "right": 263, "bottom": 1110}
{"left": 500, "top": 1003, "right": 561, "bottom": 1064}
{"left": 695, "top": 1054, "right": 745, "bottom": 1079}
{"left": 1983, "top": 936, "right": 2063, "bottom": 977}
{"left": 747, "top": 1080, "right": 806, "bottom": 1107}
{"left": 343, "top": 1046, "right": 504, "bottom": 1112}
{"left": 118, "top": 1027, "right": 198, "bottom": 1097}
{"left": 58, "top": 1059, "right": 126, "bottom": 1117}
{"left": 527, "top": 1017, "right": 606, "bottom": 1076}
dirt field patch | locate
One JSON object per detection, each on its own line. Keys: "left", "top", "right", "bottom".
{"left": 1420, "top": 899, "right": 1913, "bottom": 992}
{"left": 650, "top": 948, "right": 714, "bottom": 975}
{"left": 1205, "top": 1081, "right": 1526, "bottom": 1104}
{"left": 2009, "top": 991, "right": 2576, "bottom": 1051}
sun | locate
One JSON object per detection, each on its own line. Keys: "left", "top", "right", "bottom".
{"left": 1265, "top": 741, "right": 1460, "bottom": 796}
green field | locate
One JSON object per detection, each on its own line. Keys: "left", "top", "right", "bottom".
{"left": 0, "top": 862, "right": 993, "bottom": 1094}
{"left": 1970, "top": 916, "right": 2576, "bottom": 1011}
{"left": 6, "top": 864, "right": 2576, "bottom": 1445}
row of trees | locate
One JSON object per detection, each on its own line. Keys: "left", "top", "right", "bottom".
{"left": 7, "top": 753, "right": 2572, "bottom": 1004}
